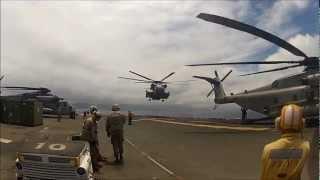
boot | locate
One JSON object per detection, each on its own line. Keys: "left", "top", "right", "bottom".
{"left": 114, "top": 155, "right": 119, "bottom": 164}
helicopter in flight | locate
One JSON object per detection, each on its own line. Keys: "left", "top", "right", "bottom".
{"left": 119, "top": 71, "right": 191, "bottom": 102}
{"left": 187, "top": 13, "right": 319, "bottom": 122}
{"left": 1, "top": 86, "right": 75, "bottom": 117}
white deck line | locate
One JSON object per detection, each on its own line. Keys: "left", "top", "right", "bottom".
{"left": 125, "top": 138, "right": 175, "bottom": 176}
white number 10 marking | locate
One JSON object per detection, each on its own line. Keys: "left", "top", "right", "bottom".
{"left": 35, "top": 143, "right": 66, "bottom": 151}
{"left": 35, "top": 142, "right": 46, "bottom": 150}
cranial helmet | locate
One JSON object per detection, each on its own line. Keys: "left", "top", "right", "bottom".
{"left": 275, "top": 104, "right": 305, "bottom": 132}
{"left": 89, "top": 105, "right": 98, "bottom": 114}
{"left": 112, "top": 104, "right": 120, "bottom": 111}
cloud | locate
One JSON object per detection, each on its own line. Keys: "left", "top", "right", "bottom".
{"left": 1, "top": 1, "right": 317, "bottom": 118}
{"left": 257, "top": 0, "right": 310, "bottom": 35}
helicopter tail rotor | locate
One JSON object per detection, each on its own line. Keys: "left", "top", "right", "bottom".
{"left": 193, "top": 70, "right": 231, "bottom": 101}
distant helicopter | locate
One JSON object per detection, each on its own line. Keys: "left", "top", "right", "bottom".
{"left": 1, "top": 86, "right": 75, "bottom": 117}
{"left": 119, "top": 71, "right": 191, "bottom": 102}
{"left": 187, "top": 13, "right": 319, "bottom": 121}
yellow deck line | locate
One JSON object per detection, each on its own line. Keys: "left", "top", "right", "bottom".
{"left": 142, "top": 119, "right": 270, "bottom": 131}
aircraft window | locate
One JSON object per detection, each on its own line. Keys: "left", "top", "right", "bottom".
{"left": 272, "top": 81, "right": 279, "bottom": 88}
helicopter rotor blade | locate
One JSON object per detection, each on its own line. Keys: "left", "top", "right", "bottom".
{"left": 240, "top": 64, "right": 302, "bottom": 76}
{"left": 193, "top": 76, "right": 215, "bottom": 84}
{"left": 221, "top": 70, "right": 233, "bottom": 82}
{"left": 197, "top": 13, "right": 307, "bottom": 58}
{"left": 129, "top": 71, "right": 154, "bottom": 81}
{"left": 118, "top": 76, "right": 149, "bottom": 82}
{"left": 164, "top": 80, "right": 196, "bottom": 84}
{"left": 135, "top": 81, "right": 153, "bottom": 83}
{"left": 2, "top": 86, "right": 49, "bottom": 91}
{"left": 207, "top": 88, "right": 214, "bottom": 97}
{"left": 160, "top": 72, "right": 175, "bottom": 82}
{"left": 214, "top": 70, "right": 219, "bottom": 78}
{"left": 186, "top": 60, "right": 303, "bottom": 66}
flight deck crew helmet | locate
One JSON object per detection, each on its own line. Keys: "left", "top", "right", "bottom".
{"left": 112, "top": 104, "right": 120, "bottom": 111}
{"left": 89, "top": 105, "right": 98, "bottom": 114}
{"left": 275, "top": 104, "right": 305, "bottom": 133}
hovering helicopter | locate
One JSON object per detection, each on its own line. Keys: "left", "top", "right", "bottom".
{"left": 187, "top": 13, "right": 319, "bottom": 121}
{"left": 1, "top": 86, "right": 75, "bottom": 117}
{"left": 119, "top": 71, "right": 191, "bottom": 102}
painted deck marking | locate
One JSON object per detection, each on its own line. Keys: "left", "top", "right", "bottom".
{"left": 141, "top": 119, "right": 270, "bottom": 131}
{"left": 125, "top": 138, "right": 178, "bottom": 178}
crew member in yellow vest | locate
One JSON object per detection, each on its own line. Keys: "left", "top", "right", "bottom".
{"left": 260, "top": 104, "right": 310, "bottom": 180}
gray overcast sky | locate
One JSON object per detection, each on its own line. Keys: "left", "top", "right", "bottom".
{"left": 1, "top": 1, "right": 318, "bottom": 118}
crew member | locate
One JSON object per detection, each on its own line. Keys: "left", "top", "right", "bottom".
{"left": 260, "top": 104, "right": 310, "bottom": 180}
{"left": 81, "top": 110, "right": 102, "bottom": 172}
{"left": 106, "top": 104, "right": 126, "bottom": 163}
{"left": 128, "top": 111, "right": 133, "bottom": 125}
{"left": 83, "top": 111, "right": 87, "bottom": 119}
{"left": 88, "top": 105, "right": 106, "bottom": 162}
{"left": 241, "top": 107, "right": 247, "bottom": 122}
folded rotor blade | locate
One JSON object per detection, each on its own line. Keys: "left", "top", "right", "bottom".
{"left": 197, "top": 13, "right": 307, "bottom": 58}
{"left": 193, "top": 76, "right": 215, "bottom": 84}
{"left": 207, "top": 88, "right": 214, "bottom": 97}
{"left": 221, "top": 70, "right": 232, "bottom": 82}
{"left": 160, "top": 72, "right": 175, "bottom": 82}
{"left": 118, "top": 76, "right": 149, "bottom": 82}
{"left": 240, "top": 64, "right": 301, "bottom": 76}
{"left": 129, "top": 71, "right": 153, "bottom": 81}
{"left": 186, "top": 60, "right": 303, "bottom": 66}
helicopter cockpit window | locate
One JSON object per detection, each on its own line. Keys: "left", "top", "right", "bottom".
{"left": 271, "top": 81, "right": 279, "bottom": 88}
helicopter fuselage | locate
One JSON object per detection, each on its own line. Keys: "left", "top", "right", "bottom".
{"left": 217, "top": 72, "right": 319, "bottom": 118}
{"left": 146, "top": 84, "right": 170, "bottom": 100}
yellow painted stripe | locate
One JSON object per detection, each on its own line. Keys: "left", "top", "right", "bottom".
{"left": 141, "top": 119, "right": 270, "bottom": 131}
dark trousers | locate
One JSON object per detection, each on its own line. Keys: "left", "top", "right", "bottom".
{"left": 111, "top": 130, "right": 124, "bottom": 159}
{"left": 89, "top": 142, "right": 99, "bottom": 169}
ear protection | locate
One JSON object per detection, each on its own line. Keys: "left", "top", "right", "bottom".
{"left": 275, "top": 104, "right": 305, "bottom": 132}
{"left": 275, "top": 117, "right": 305, "bottom": 130}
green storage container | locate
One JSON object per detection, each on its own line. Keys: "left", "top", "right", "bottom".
{"left": 0, "top": 98, "right": 43, "bottom": 126}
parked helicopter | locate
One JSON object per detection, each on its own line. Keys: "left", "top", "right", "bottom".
{"left": 187, "top": 13, "right": 319, "bottom": 122}
{"left": 119, "top": 71, "right": 191, "bottom": 102}
{"left": 1, "top": 86, "right": 75, "bottom": 117}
